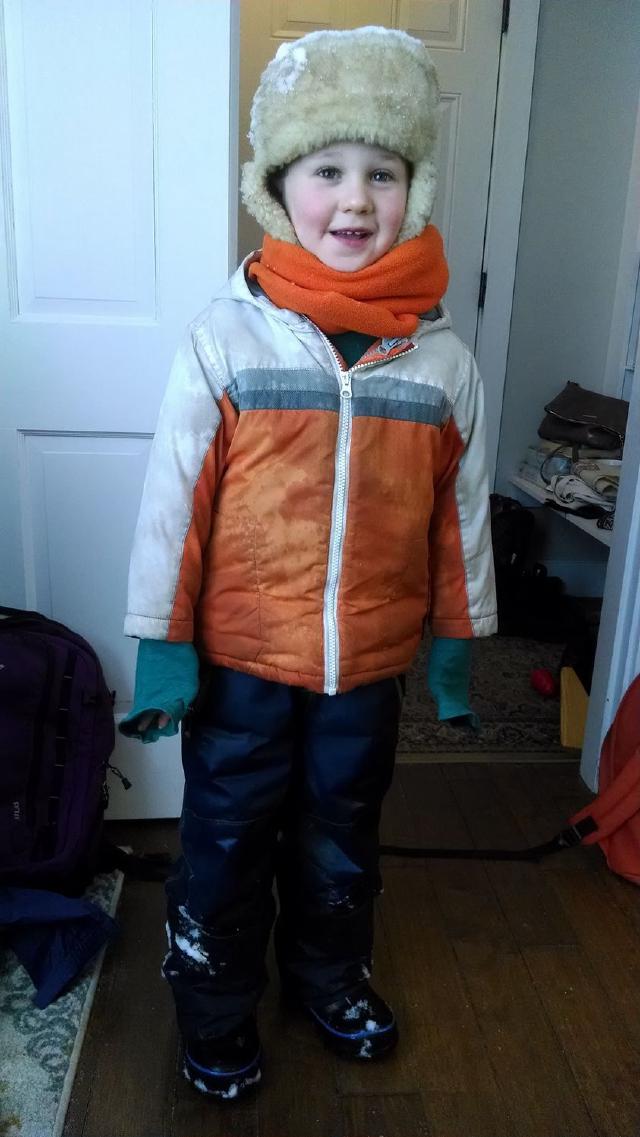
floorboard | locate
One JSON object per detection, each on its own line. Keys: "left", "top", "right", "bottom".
{"left": 61, "top": 763, "right": 640, "bottom": 1137}
{"left": 397, "top": 765, "right": 598, "bottom": 1137}
{"left": 342, "top": 1092, "right": 430, "bottom": 1137}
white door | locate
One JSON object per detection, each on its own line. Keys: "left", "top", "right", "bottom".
{"left": 0, "top": 0, "right": 238, "bottom": 818}
{"left": 238, "top": 0, "right": 504, "bottom": 356}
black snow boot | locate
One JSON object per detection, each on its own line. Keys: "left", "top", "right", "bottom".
{"left": 182, "top": 1015, "right": 262, "bottom": 1100}
{"left": 307, "top": 984, "right": 398, "bottom": 1060}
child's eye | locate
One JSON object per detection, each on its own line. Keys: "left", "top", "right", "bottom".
{"left": 371, "top": 169, "right": 395, "bottom": 183}
{"left": 316, "top": 166, "right": 340, "bottom": 179}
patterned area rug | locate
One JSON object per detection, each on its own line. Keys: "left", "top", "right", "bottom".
{"left": 0, "top": 871, "right": 123, "bottom": 1137}
{"left": 399, "top": 635, "right": 569, "bottom": 753}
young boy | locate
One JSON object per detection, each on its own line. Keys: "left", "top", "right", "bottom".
{"left": 121, "top": 27, "right": 497, "bottom": 1100}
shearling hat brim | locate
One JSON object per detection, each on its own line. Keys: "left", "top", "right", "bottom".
{"left": 241, "top": 26, "right": 441, "bottom": 245}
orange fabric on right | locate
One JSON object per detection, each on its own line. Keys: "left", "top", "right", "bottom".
{"left": 570, "top": 673, "right": 640, "bottom": 885}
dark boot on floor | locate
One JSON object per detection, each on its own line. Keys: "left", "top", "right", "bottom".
{"left": 182, "top": 1015, "right": 262, "bottom": 1100}
{"left": 307, "top": 983, "right": 398, "bottom": 1060}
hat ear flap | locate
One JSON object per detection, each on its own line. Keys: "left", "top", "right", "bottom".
{"left": 396, "top": 158, "right": 438, "bottom": 244}
{"left": 241, "top": 160, "right": 298, "bottom": 243}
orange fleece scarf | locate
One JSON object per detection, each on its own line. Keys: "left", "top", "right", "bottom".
{"left": 248, "top": 225, "right": 449, "bottom": 338}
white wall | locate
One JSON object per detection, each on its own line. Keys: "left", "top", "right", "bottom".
{"left": 495, "top": 0, "right": 640, "bottom": 594}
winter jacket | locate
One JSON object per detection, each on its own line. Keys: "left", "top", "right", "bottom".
{"left": 124, "top": 256, "right": 497, "bottom": 695}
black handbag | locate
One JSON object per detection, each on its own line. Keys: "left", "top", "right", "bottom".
{"left": 538, "top": 381, "right": 628, "bottom": 452}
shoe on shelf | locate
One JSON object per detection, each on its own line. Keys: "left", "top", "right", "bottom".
{"left": 182, "top": 1015, "right": 262, "bottom": 1100}
{"left": 307, "top": 983, "right": 398, "bottom": 1060}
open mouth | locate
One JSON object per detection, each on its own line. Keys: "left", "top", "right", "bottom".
{"left": 330, "top": 229, "right": 373, "bottom": 242}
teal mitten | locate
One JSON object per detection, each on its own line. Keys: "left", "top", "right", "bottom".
{"left": 426, "top": 637, "right": 480, "bottom": 731}
{"left": 119, "top": 640, "right": 200, "bottom": 743}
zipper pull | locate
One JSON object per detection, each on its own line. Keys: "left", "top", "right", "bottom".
{"left": 108, "top": 763, "right": 132, "bottom": 791}
{"left": 380, "top": 337, "right": 405, "bottom": 353}
{"left": 340, "top": 372, "right": 352, "bottom": 399}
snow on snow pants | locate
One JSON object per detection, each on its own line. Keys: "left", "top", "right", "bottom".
{"left": 162, "top": 665, "right": 403, "bottom": 1041}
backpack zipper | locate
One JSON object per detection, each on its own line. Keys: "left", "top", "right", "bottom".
{"left": 25, "top": 636, "right": 54, "bottom": 835}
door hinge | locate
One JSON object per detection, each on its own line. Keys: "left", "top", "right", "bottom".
{"left": 502, "top": 0, "right": 510, "bottom": 35}
{"left": 478, "top": 270, "right": 488, "bottom": 310}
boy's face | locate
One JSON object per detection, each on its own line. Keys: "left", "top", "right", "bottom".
{"left": 281, "top": 142, "right": 409, "bottom": 271}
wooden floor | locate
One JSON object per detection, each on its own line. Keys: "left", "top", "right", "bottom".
{"left": 63, "top": 760, "right": 640, "bottom": 1137}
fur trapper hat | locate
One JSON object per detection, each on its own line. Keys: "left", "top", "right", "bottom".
{"left": 241, "top": 26, "right": 441, "bottom": 245}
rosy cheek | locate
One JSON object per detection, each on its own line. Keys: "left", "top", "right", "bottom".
{"left": 301, "top": 192, "right": 329, "bottom": 225}
{"left": 390, "top": 197, "right": 408, "bottom": 232}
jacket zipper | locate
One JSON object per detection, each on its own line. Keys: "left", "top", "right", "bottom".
{"left": 323, "top": 364, "right": 353, "bottom": 695}
{"left": 310, "top": 325, "right": 418, "bottom": 694}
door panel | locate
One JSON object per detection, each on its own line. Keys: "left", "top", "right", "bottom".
{"left": 6, "top": 0, "right": 155, "bottom": 320}
{"left": 0, "top": 0, "right": 237, "bottom": 818}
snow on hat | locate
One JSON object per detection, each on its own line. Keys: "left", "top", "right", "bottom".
{"left": 241, "top": 26, "right": 441, "bottom": 245}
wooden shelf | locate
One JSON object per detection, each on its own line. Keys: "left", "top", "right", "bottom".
{"left": 511, "top": 475, "right": 613, "bottom": 548}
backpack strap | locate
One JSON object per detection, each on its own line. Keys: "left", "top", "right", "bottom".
{"left": 97, "top": 839, "right": 174, "bottom": 881}
{"left": 379, "top": 815, "right": 598, "bottom": 862}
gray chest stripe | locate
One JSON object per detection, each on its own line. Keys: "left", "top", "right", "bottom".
{"left": 238, "top": 390, "right": 340, "bottom": 412}
{"left": 352, "top": 397, "right": 445, "bottom": 425}
{"left": 228, "top": 368, "right": 450, "bottom": 425}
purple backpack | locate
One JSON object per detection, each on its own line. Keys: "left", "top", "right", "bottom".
{"left": 0, "top": 607, "right": 116, "bottom": 895}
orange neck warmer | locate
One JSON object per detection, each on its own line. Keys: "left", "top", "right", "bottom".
{"left": 248, "top": 225, "right": 449, "bottom": 338}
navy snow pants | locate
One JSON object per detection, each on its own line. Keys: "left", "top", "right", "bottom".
{"left": 162, "top": 665, "right": 403, "bottom": 1040}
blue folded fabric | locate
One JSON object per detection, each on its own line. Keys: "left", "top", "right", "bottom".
{"left": 0, "top": 886, "right": 118, "bottom": 1008}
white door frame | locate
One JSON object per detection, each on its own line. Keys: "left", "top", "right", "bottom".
{"left": 581, "top": 343, "right": 640, "bottom": 790}
{"left": 603, "top": 79, "right": 640, "bottom": 400}
{"left": 580, "top": 324, "right": 640, "bottom": 790}
{"left": 580, "top": 85, "right": 640, "bottom": 792}
{"left": 474, "top": 0, "right": 541, "bottom": 484}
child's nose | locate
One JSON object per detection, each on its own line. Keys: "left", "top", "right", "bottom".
{"left": 340, "top": 176, "right": 373, "bottom": 212}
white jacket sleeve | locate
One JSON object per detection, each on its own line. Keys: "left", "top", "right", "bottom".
{"left": 428, "top": 352, "right": 498, "bottom": 638}
{"left": 124, "top": 325, "right": 237, "bottom": 641}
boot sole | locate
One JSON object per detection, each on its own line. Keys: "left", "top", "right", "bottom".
{"left": 310, "top": 1013, "right": 399, "bottom": 1060}
{"left": 183, "top": 1051, "right": 262, "bottom": 1100}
